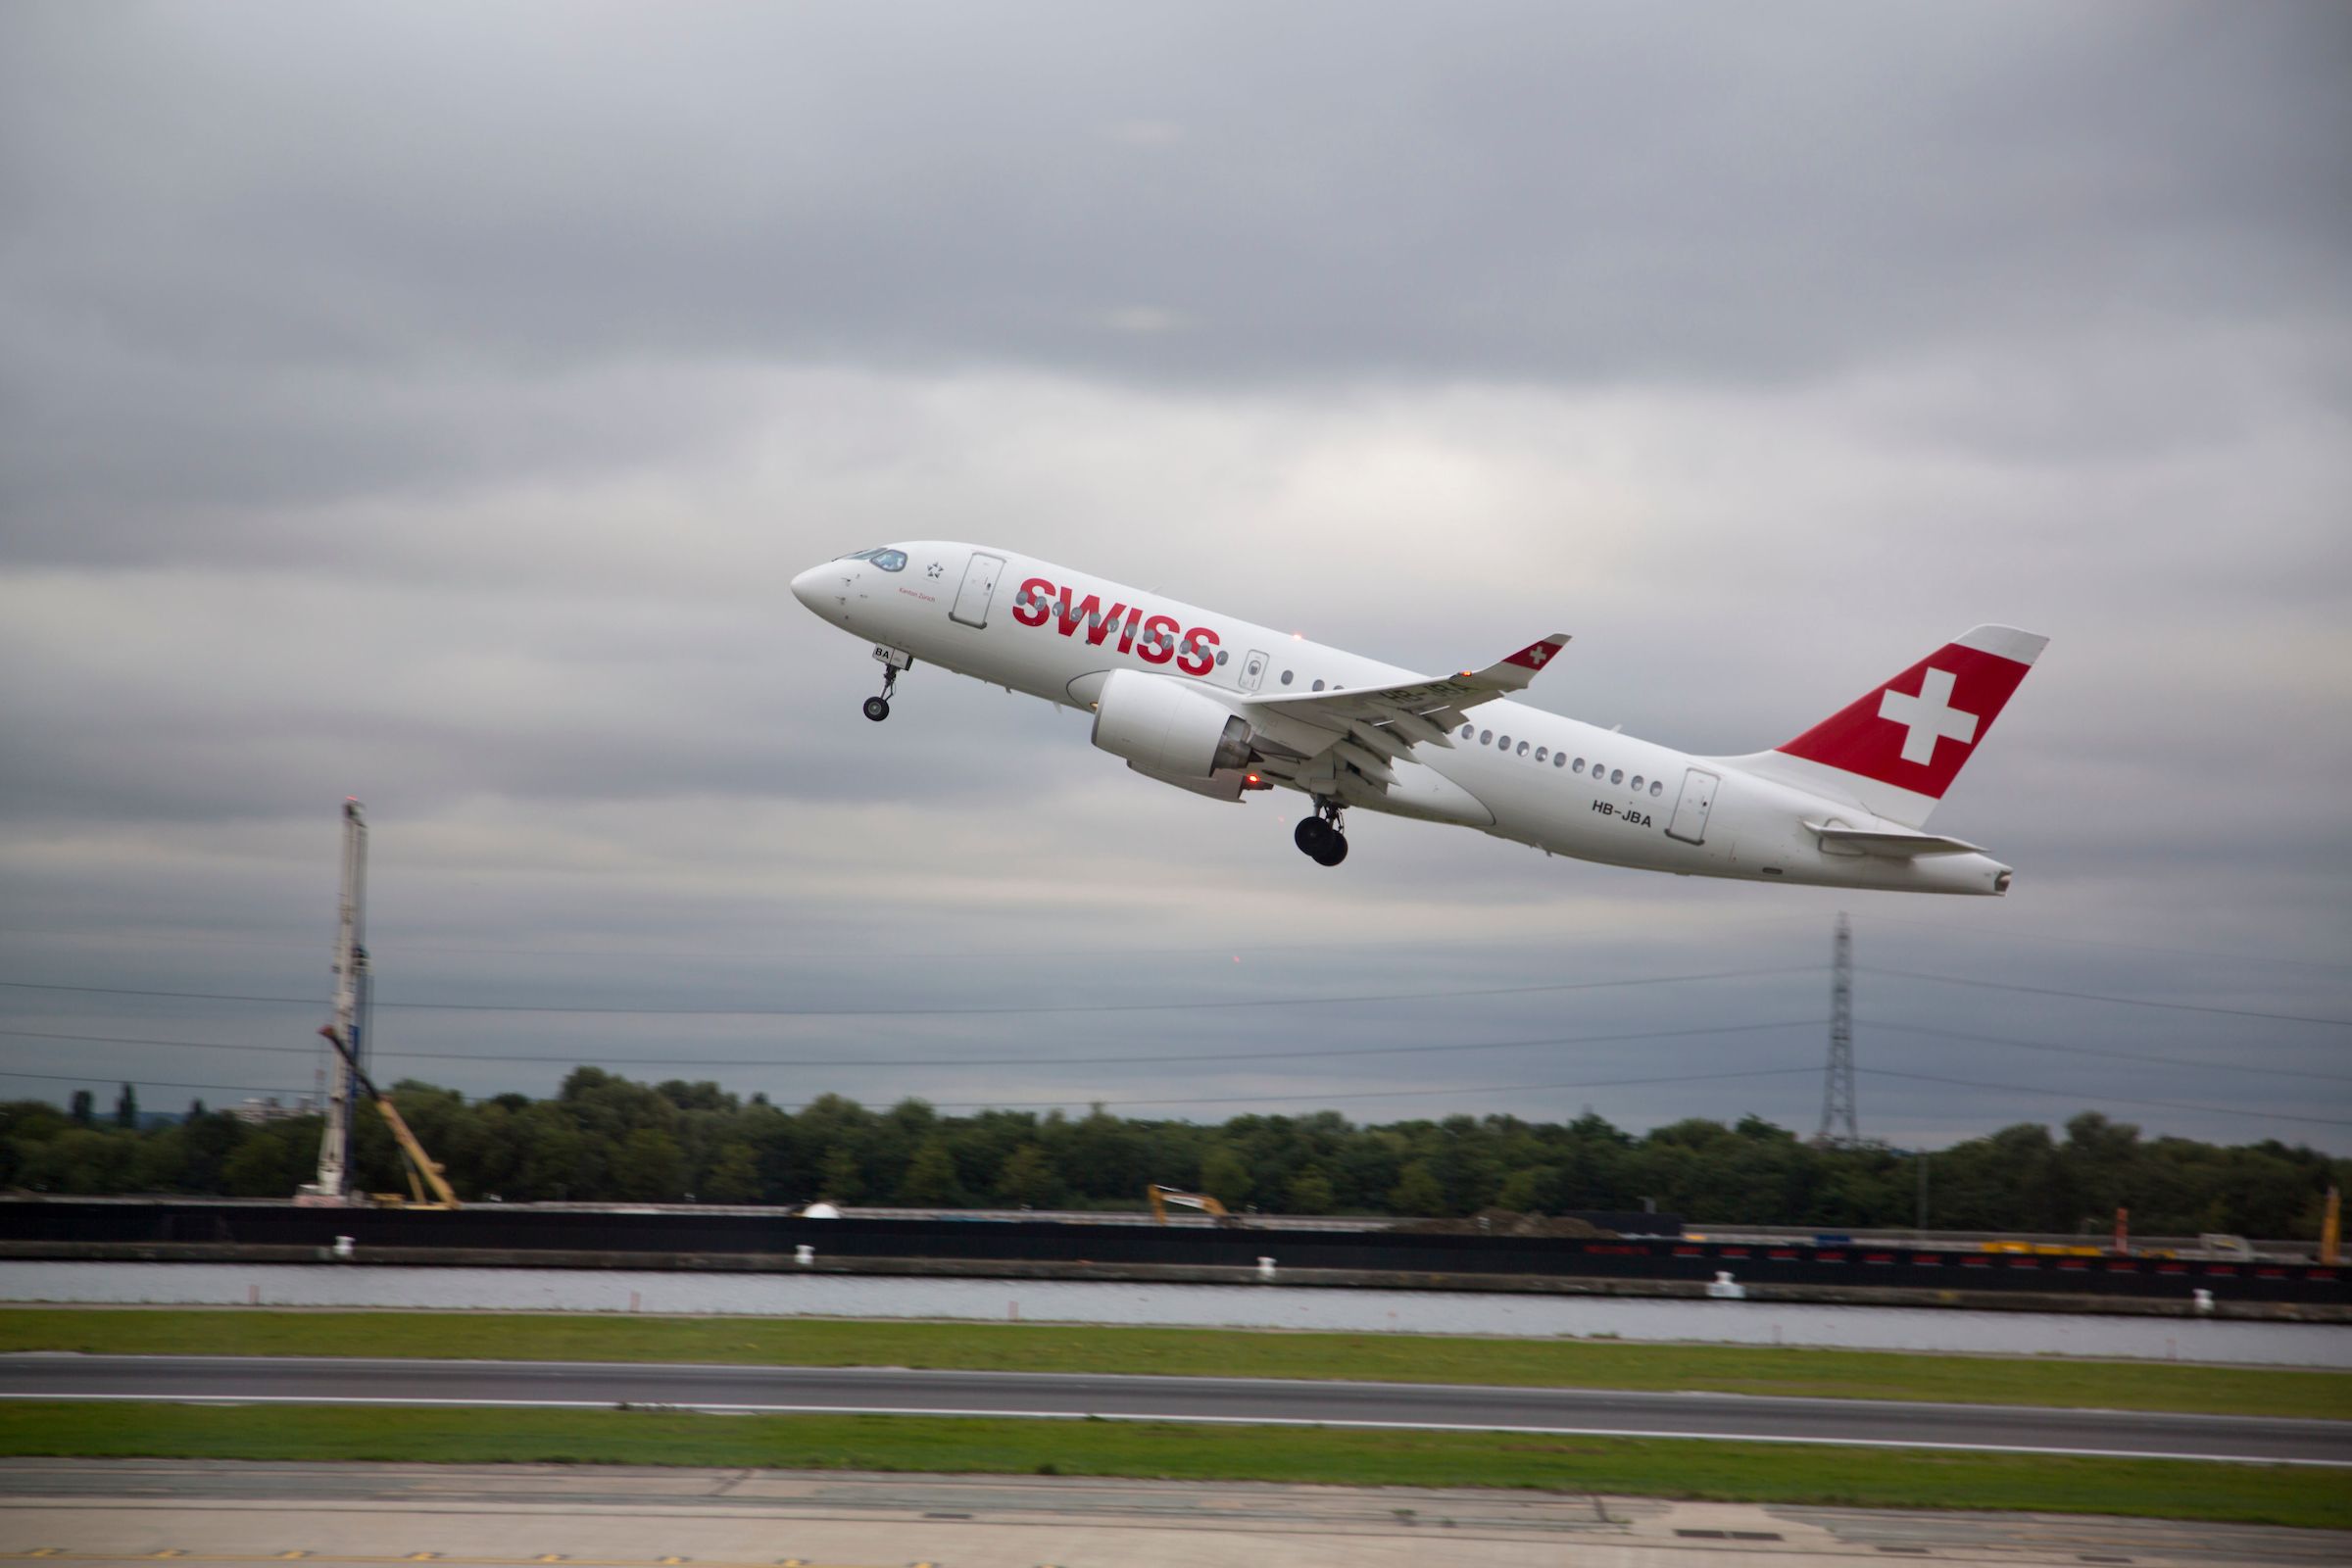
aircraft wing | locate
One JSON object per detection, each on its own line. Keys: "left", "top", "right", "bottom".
{"left": 1238, "top": 634, "right": 1569, "bottom": 794}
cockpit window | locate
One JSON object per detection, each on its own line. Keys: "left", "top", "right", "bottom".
{"left": 834, "top": 547, "right": 910, "bottom": 570}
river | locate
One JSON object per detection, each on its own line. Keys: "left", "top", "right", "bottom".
{"left": 5, "top": 1262, "right": 2346, "bottom": 1367}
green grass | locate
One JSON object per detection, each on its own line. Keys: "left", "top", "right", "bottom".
{"left": 0, "top": 1401, "right": 2340, "bottom": 1531}
{"left": 5, "top": 1307, "right": 2347, "bottom": 1420}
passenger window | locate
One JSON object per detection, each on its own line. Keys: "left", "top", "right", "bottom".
{"left": 1553, "top": 752, "right": 1566, "bottom": 768}
{"left": 1479, "top": 729, "right": 1493, "bottom": 745}
{"left": 1214, "top": 650, "right": 1229, "bottom": 666}
{"left": 1312, "top": 679, "right": 1325, "bottom": 691}
{"left": 1517, "top": 741, "right": 1530, "bottom": 757}
{"left": 1630, "top": 774, "right": 1643, "bottom": 791}
{"left": 1460, "top": 724, "right": 1475, "bottom": 739}
{"left": 1281, "top": 670, "right": 1294, "bottom": 686}
{"left": 1573, "top": 759, "right": 1585, "bottom": 773}
{"left": 1610, "top": 768, "right": 1624, "bottom": 785}
{"left": 870, "top": 549, "right": 908, "bottom": 572}
{"left": 1497, "top": 735, "right": 1510, "bottom": 751}
{"left": 1649, "top": 779, "right": 1664, "bottom": 797}
{"left": 1535, "top": 747, "right": 1547, "bottom": 762}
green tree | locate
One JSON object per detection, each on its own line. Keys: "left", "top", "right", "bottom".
{"left": 1494, "top": 1165, "right": 1553, "bottom": 1213}
{"left": 611, "top": 1128, "right": 687, "bottom": 1201}
{"left": 218, "top": 1122, "right": 318, "bottom": 1197}
{"left": 819, "top": 1146, "right": 865, "bottom": 1202}
{"left": 702, "top": 1143, "right": 760, "bottom": 1203}
{"left": 70, "top": 1090, "right": 93, "bottom": 1127}
{"left": 995, "top": 1144, "right": 1060, "bottom": 1207}
{"left": 1199, "top": 1145, "right": 1252, "bottom": 1207}
{"left": 900, "top": 1137, "right": 964, "bottom": 1207}
{"left": 114, "top": 1083, "right": 138, "bottom": 1130}
{"left": 1390, "top": 1159, "right": 1447, "bottom": 1216}
{"left": 1285, "top": 1165, "right": 1336, "bottom": 1214}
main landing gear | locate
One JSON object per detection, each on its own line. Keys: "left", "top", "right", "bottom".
{"left": 1294, "top": 802, "right": 1348, "bottom": 867}
{"left": 864, "top": 647, "right": 911, "bottom": 721}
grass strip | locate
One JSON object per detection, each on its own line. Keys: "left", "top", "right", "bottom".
{"left": 0, "top": 1401, "right": 2341, "bottom": 1531}
{"left": 3, "top": 1307, "right": 2344, "bottom": 1420}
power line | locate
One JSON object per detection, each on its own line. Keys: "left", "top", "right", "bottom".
{"left": 1856, "top": 1067, "right": 2352, "bottom": 1129}
{"left": 0, "top": 1018, "right": 1817, "bottom": 1071}
{"left": 930, "top": 1064, "right": 1828, "bottom": 1112}
{"left": 0, "top": 915, "right": 1802, "bottom": 966}
{"left": 0, "top": 964, "right": 1813, "bottom": 1018}
{"left": 1859, "top": 1017, "right": 2352, "bottom": 1085}
{"left": 1850, "top": 909, "right": 2352, "bottom": 977}
{"left": 1863, "top": 967, "right": 2352, "bottom": 1027}
{"left": 14, "top": 1016, "right": 2340, "bottom": 1101}
{"left": 0, "top": 1069, "right": 306, "bottom": 1097}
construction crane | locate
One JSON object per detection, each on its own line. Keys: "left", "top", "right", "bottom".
{"left": 1147, "top": 1185, "right": 1237, "bottom": 1226}
{"left": 318, "top": 1023, "right": 460, "bottom": 1209}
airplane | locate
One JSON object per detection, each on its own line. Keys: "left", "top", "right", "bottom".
{"left": 791, "top": 544, "right": 2045, "bottom": 895}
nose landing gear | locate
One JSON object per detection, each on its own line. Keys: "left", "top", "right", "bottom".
{"left": 1294, "top": 802, "right": 1348, "bottom": 866}
{"left": 864, "top": 646, "right": 912, "bottom": 722}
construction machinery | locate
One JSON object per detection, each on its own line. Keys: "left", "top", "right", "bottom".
{"left": 1147, "top": 1185, "right": 1238, "bottom": 1226}
{"left": 318, "top": 1022, "right": 460, "bottom": 1209}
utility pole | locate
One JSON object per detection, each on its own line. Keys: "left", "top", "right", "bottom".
{"left": 297, "top": 800, "right": 367, "bottom": 1205}
{"left": 1817, "top": 912, "right": 1859, "bottom": 1148}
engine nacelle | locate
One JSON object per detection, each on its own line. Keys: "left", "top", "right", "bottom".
{"left": 1090, "top": 668, "right": 1253, "bottom": 778}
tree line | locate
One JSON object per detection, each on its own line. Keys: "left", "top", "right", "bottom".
{"left": 2, "top": 1067, "right": 2342, "bottom": 1239}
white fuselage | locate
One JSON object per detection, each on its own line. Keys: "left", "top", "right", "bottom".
{"left": 791, "top": 543, "right": 2014, "bottom": 896}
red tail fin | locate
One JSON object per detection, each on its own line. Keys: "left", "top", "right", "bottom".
{"left": 1776, "top": 625, "right": 2046, "bottom": 808}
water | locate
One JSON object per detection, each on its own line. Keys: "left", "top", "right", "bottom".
{"left": 5, "top": 1262, "right": 2345, "bottom": 1367}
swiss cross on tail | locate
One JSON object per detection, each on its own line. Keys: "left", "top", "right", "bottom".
{"left": 1778, "top": 625, "right": 2048, "bottom": 800}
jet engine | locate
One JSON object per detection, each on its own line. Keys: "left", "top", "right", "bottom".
{"left": 1090, "top": 668, "right": 1254, "bottom": 778}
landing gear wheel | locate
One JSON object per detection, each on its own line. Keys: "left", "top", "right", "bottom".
{"left": 1294, "top": 813, "right": 1348, "bottom": 866}
{"left": 864, "top": 662, "right": 902, "bottom": 722}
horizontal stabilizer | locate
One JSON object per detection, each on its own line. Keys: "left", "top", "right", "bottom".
{"left": 1806, "top": 822, "right": 1986, "bottom": 858}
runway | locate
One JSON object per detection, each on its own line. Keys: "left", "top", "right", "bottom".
{"left": 4, "top": 1458, "right": 2348, "bottom": 1568}
{"left": 4, "top": 1353, "right": 2346, "bottom": 1465}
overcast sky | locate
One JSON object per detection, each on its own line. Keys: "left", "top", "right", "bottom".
{"left": 2, "top": 2, "right": 2347, "bottom": 1154}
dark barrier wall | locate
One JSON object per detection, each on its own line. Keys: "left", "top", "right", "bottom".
{"left": 4, "top": 1200, "right": 2342, "bottom": 1304}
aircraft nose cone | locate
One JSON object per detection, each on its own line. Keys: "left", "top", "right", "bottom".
{"left": 790, "top": 564, "right": 828, "bottom": 611}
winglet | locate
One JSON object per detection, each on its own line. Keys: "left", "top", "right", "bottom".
{"left": 1467, "top": 634, "right": 1571, "bottom": 691}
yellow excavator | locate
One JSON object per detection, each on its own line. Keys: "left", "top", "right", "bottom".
{"left": 318, "top": 1024, "right": 460, "bottom": 1209}
{"left": 1147, "top": 1184, "right": 1238, "bottom": 1226}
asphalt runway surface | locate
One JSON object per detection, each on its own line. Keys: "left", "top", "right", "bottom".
{"left": 4, "top": 1458, "right": 2349, "bottom": 1568}
{"left": 4, "top": 1353, "right": 2347, "bottom": 1465}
